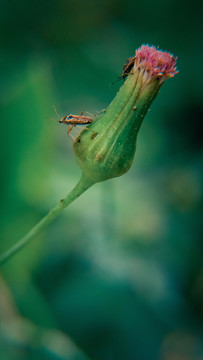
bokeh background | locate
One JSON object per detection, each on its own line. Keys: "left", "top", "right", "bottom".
{"left": 0, "top": 0, "right": 203, "bottom": 359}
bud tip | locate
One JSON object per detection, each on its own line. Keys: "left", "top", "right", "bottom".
{"left": 135, "top": 44, "right": 178, "bottom": 79}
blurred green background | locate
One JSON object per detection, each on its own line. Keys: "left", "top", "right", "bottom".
{"left": 0, "top": 0, "right": 203, "bottom": 359}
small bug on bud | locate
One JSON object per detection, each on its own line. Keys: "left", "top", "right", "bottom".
{"left": 122, "top": 56, "right": 136, "bottom": 79}
{"left": 73, "top": 45, "right": 178, "bottom": 183}
{"left": 59, "top": 114, "right": 93, "bottom": 134}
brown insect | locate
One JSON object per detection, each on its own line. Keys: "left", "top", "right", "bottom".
{"left": 59, "top": 114, "right": 93, "bottom": 134}
{"left": 110, "top": 56, "right": 136, "bottom": 85}
{"left": 122, "top": 56, "right": 136, "bottom": 79}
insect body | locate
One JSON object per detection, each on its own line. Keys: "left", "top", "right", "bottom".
{"left": 59, "top": 114, "right": 93, "bottom": 134}
{"left": 122, "top": 56, "right": 136, "bottom": 79}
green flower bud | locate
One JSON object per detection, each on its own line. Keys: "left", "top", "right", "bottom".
{"left": 73, "top": 45, "right": 178, "bottom": 183}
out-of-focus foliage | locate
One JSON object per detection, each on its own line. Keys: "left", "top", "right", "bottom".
{"left": 0, "top": 0, "right": 203, "bottom": 359}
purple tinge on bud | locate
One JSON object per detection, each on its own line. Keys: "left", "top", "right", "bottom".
{"left": 134, "top": 45, "right": 178, "bottom": 85}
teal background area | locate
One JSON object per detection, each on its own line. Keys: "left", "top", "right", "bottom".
{"left": 0, "top": 0, "right": 203, "bottom": 359}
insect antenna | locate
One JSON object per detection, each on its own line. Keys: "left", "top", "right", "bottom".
{"left": 110, "top": 76, "right": 123, "bottom": 86}
{"left": 52, "top": 105, "right": 62, "bottom": 123}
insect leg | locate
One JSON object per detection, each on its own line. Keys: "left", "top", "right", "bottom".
{"left": 67, "top": 124, "right": 75, "bottom": 135}
{"left": 80, "top": 110, "right": 95, "bottom": 118}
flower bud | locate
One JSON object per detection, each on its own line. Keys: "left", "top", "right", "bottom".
{"left": 73, "top": 45, "right": 178, "bottom": 183}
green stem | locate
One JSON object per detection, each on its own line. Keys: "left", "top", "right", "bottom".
{"left": 0, "top": 174, "right": 94, "bottom": 266}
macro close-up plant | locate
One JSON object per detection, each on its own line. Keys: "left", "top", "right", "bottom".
{"left": 1, "top": 1, "right": 202, "bottom": 359}
{"left": 0, "top": 45, "right": 178, "bottom": 266}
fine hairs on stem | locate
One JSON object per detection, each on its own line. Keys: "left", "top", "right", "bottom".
{"left": 0, "top": 45, "right": 178, "bottom": 266}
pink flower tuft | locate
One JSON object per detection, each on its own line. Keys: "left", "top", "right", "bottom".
{"left": 135, "top": 45, "right": 178, "bottom": 79}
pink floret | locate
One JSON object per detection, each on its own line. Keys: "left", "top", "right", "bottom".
{"left": 135, "top": 45, "right": 178, "bottom": 78}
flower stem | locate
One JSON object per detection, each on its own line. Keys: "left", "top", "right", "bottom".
{"left": 0, "top": 174, "right": 94, "bottom": 266}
